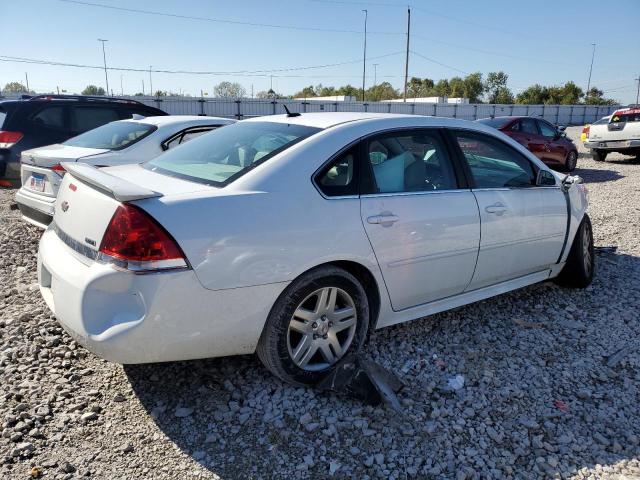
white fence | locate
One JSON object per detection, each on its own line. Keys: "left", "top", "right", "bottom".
{"left": 130, "top": 96, "right": 619, "bottom": 125}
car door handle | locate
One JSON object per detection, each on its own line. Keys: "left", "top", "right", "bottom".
{"left": 367, "top": 214, "right": 399, "bottom": 225}
{"left": 485, "top": 203, "right": 507, "bottom": 215}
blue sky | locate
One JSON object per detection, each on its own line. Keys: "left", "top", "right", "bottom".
{"left": 2, "top": 0, "right": 639, "bottom": 103}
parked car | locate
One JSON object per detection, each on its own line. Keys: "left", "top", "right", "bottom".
{"left": 15, "top": 115, "right": 234, "bottom": 227}
{"left": 584, "top": 107, "right": 640, "bottom": 161}
{"left": 0, "top": 95, "right": 167, "bottom": 182}
{"left": 476, "top": 116, "right": 579, "bottom": 172}
{"left": 581, "top": 115, "right": 610, "bottom": 142}
{"left": 37, "top": 113, "right": 593, "bottom": 385}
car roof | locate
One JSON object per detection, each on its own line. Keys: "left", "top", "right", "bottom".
{"left": 243, "top": 112, "right": 416, "bottom": 129}
{"left": 122, "top": 115, "right": 234, "bottom": 127}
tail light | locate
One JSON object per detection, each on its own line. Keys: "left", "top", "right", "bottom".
{"left": 98, "top": 204, "right": 188, "bottom": 272}
{"left": 51, "top": 163, "right": 66, "bottom": 175}
{"left": 583, "top": 125, "right": 590, "bottom": 139}
{"left": 0, "top": 131, "right": 23, "bottom": 149}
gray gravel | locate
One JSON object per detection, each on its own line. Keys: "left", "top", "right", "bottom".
{"left": 1, "top": 126, "right": 639, "bottom": 479}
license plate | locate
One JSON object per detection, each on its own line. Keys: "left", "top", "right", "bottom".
{"left": 606, "top": 141, "right": 629, "bottom": 148}
{"left": 29, "top": 174, "right": 46, "bottom": 192}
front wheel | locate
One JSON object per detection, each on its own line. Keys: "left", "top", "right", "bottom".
{"left": 555, "top": 215, "right": 594, "bottom": 288}
{"left": 592, "top": 149, "right": 607, "bottom": 162}
{"left": 256, "top": 265, "right": 369, "bottom": 385}
{"left": 563, "top": 151, "right": 577, "bottom": 172}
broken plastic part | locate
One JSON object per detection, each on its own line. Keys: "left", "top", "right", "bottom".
{"left": 316, "top": 354, "right": 404, "bottom": 411}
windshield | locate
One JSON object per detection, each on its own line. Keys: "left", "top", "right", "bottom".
{"left": 64, "top": 121, "right": 156, "bottom": 150}
{"left": 476, "top": 117, "right": 514, "bottom": 129}
{"left": 145, "top": 121, "right": 321, "bottom": 186}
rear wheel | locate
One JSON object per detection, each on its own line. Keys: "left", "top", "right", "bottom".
{"left": 256, "top": 265, "right": 369, "bottom": 385}
{"left": 555, "top": 215, "right": 594, "bottom": 288}
{"left": 592, "top": 149, "right": 607, "bottom": 162}
{"left": 564, "top": 151, "right": 577, "bottom": 172}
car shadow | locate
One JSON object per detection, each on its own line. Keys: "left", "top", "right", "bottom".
{"left": 573, "top": 167, "right": 624, "bottom": 183}
{"left": 124, "top": 250, "right": 640, "bottom": 478}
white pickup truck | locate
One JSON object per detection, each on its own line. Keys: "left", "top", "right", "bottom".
{"left": 584, "top": 107, "right": 640, "bottom": 161}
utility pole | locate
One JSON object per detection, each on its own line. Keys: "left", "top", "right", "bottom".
{"left": 403, "top": 7, "right": 411, "bottom": 102}
{"left": 24, "top": 73, "right": 29, "bottom": 92}
{"left": 149, "top": 66, "right": 153, "bottom": 97}
{"left": 57, "top": 86, "right": 60, "bottom": 95}
{"left": 635, "top": 76, "right": 640, "bottom": 105}
{"left": 120, "top": 75, "right": 124, "bottom": 96}
{"left": 142, "top": 79, "right": 145, "bottom": 96}
{"left": 586, "top": 43, "right": 596, "bottom": 99}
{"left": 98, "top": 39, "right": 109, "bottom": 95}
{"left": 361, "top": 9, "right": 368, "bottom": 102}
{"left": 373, "top": 64, "right": 379, "bottom": 87}
{"left": 270, "top": 75, "right": 273, "bottom": 92}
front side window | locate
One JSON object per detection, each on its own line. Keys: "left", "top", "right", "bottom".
{"left": 455, "top": 132, "right": 535, "bottom": 189}
{"left": 71, "top": 107, "right": 120, "bottom": 133}
{"left": 146, "top": 121, "right": 321, "bottom": 186}
{"left": 32, "top": 107, "right": 65, "bottom": 129}
{"left": 64, "top": 121, "right": 156, "bottom": 150}
{"left": 364, "top": 130, "right": 457, "bottom": 194}
{"left": 537, "top": 120, "right": 557, "bottom": 138}
{"left": 316, "top": 146, "right": 358, "bottom": 197}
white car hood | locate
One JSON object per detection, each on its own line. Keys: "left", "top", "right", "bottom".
{"left": 21, "top": 144, "right": 111, "bottom": 167}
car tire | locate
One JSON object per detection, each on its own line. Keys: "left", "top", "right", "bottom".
{"left": 256, "top": 265, "right": 370, "bottom": 385}
{"left": 592, "top": 150, "right": 607, "bottom": 162}
{"left": 563, "top": 151, "right": 578, "bottom": 172}
{"left": 555, "top": 215, "right": 594, "bottom": 289}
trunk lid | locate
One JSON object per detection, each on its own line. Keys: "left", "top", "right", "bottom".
{"left": 21, "top": 144, "right": 110, "bottom": 168}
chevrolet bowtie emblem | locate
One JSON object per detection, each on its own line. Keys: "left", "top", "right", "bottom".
{"left": 61, "top": 201, "right": 69, "bottom": 212}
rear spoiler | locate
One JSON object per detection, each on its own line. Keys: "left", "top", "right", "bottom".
{"left": 61, "top": 162, "right": 163, "bottom": 202}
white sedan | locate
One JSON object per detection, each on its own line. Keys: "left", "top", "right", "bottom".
{"left": 16, "top": 115, "right": 234, "bottom": 227}
{"left": 37, "top": 112, "right": 593, "bottom": 385}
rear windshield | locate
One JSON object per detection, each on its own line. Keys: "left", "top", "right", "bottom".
{"left": 145, "top": 121, "right": 321, "bottom": 186}
{"left": 63, "top": 121, "right": 156, "bottom": 150}
{"left": 476, "top": 117, "right": 513, "bottom": 129}
{"left": 610, "top": 112, "right": 640, "bottom": 123}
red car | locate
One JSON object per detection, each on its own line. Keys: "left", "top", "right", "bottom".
{"left": 477, "top": 116, "right": 578, "bottom": 172}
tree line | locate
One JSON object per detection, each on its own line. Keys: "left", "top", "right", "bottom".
{"left": 2, "top": 73, "right": 618, "bottom": 105}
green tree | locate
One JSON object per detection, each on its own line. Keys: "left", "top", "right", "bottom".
{"left": 484, "top": 71, "right": 511, "bottom": 103}
{"left": 3, "top": 82, "right": 28, "bottom": 93}
{"left": 448, "top": 77, "right": 465, "bottom": 98}
{"left": 336, "top": 84, "right": 362, "bottom": 100}
{"left": 406, "top": 77, "right": 436, "bottom": 98}
{"left": 81, "top": 85, "right": 105, "bottom": 95}
{"left": 462, "top": 73, "right": 483, "bottom": 103}
{"left": 493, "top": 87, "right": 514, "bottom": 104}
{"left": 585, "top": 87, "right": 617, "bottom": 105}
{"left": 516, "top": 84, "right": 546, "bottom": 104}
{"left": 293, "top": 85, "right": 317, "bottom": 98}
{"left": 434, "top": 79, "right": 450, "bottom": 97}
{"left": 366, "top": 82, "right": 399, "bottom": 101}
{"left": 213, "top": 81, "right": 246, "bottom": 98}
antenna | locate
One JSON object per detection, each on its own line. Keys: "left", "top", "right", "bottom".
{"left": 282, "top": 104, "right": 301, "bottom": 117}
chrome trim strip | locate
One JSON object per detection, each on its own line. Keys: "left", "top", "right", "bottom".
{"left": 480, "top": 233, "right": 565, "bottom": 252}
{"left": 51, "top": 222, "right": 99, "bottom": 260}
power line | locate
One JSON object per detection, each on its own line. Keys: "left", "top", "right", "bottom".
{"left": 57, "top": 0, "right": 402, "bottom": 36}
{"left": 410, "top": 50, "right": 469, "bottom": 75}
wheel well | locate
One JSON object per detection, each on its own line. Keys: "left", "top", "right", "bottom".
{"left": 329, "top": 260, "right": 381, "bottom": 330}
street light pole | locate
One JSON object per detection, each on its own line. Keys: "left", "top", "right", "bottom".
{"left": 373, "top": 63, "right": 379, "bottom": 87}
{"left": 149, "top": 66, "right": 153, "bottom": 97}
{"left": 586, "top": 43, "right": 596, "bottom": 99}
{"left": 361, "top": 9, "right": 367, "bottom": 102}
{"left": 636, "top": 75, "right": 640, "bottom": 105}
{"left": 120, "top": 75, "right": 123, "bottom": 96}
{"left": 403, "top": 7, "right": 411, "bottom": 102}
{"left": 97, "top": 39, "right": 109, "bottom": 95}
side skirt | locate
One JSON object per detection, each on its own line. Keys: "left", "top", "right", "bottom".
{"left": 376, "top": 270, "right": 552, "bottom": 329}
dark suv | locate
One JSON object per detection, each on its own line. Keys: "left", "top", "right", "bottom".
{"left": 0, "top": 95, "right": 167, "bottom": 181}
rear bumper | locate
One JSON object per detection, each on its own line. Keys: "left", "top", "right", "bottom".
{"left": 15, "top": 187, "right": 55, "bottom": 228}
{"left": 38, "top": 227, "right": 288, "bottom": 364}
{"left": 585, "top": 139, "right": 640, "bottom": 150}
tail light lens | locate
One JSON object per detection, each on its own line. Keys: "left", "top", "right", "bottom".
{"left": 51, "top": 163, "right": 66, "bottom": 175}
{"left": 0, "top": 131, "right": 23, "bottom": 148}
{"left": 98, "top": 204, "right": 187, "bottom": 272}
{"left": 583, "top": 125, "right": 590, "bottom": 139}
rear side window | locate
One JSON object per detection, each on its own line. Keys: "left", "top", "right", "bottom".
{"left": 71, "top": 107, "right": 120, "bottom": 133}
{"left": 146, "top": 121, "right": 321, "bottom": 186}
{"left": 510, "top": 118, "right": 538, "bottom": 135}
{"left": 364, "top": 130, "right": 457, "bottom": 193}
{"left": 64, "top": 121, "right": 156, "bottom": 150}
{"left": 316, "top": 146, "right": 359, "bottom": 197}
{"left": 455, "top": 131, "right": 535, "bottom": 189}
{"left": 32, "top": 106, "right": 65, "bottom": 129}
{"left": 0, "top": 110, "right": 6, "bottom": 129}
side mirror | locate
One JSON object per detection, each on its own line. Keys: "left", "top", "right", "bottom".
{"left": 536, "top": 169, "right": 557, "bottom": 186}
{"left": 557, "top": 125, "right": 566, "bottom": 132}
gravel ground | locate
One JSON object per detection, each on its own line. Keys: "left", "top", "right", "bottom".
{"left": 1, "top": 126, "right": 639, "bottom": 479}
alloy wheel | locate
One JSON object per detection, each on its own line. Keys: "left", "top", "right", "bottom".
{"left": 287, "top": 287, "right": 357, "bottom": 371}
